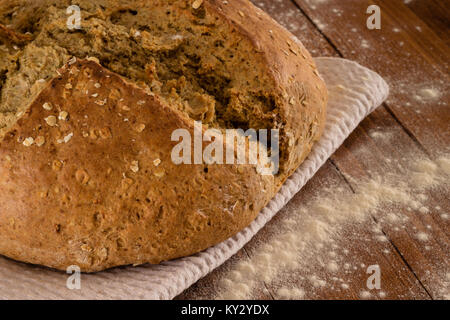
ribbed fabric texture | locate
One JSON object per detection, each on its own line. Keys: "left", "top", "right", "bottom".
{"left": 0, "top": 58, "right": 389, "bottom": 299}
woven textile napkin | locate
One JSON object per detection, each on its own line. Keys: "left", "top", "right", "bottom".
{"left": 0, "top": 57, "right": 389, "bottom": 299}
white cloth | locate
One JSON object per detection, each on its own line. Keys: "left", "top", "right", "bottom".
{"left": 0, "top": 58, "right": 389, "bottom": 299}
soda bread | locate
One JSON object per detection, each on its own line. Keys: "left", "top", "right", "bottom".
{"left": 0, "top": 0, "right": 327, "bottom": 272}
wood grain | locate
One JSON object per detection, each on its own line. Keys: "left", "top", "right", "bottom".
{"left": 243, "top": 162, "right": 431, "bottom": 300}
{"left": 177, "top": 0, "right": 449, "bottom": 300}
{"left": 331, "top": 107, "right": 450, "bottom": 299}
{"left": 292, "top": 0, "right": 449, "bottom": 299}
{"left": 294, "top": 0, "right": 449, "bottom": 156}
{"left": 404, "top": 0, "right": 450, "bottom": 46}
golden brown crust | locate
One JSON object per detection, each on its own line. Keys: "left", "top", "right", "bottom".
{"left": 206, "top": 0, "right": 328, "bottom": 183}
{"left": 0, "top": 0, "right": 327, "bottom": 272}
{"left": 0, "top": 60, "right": 275, "bottom": 271}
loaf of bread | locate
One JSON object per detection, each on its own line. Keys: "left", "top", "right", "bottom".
{"left": 0, "top": 0, "right": 327, "bottom": 272}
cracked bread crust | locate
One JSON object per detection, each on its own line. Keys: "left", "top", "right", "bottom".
{"left": 0, "top": 60, "right": 275, "bottom": 271}
{"left": 206, "top": 0, "right": 327, "bottom": 182}
{"left": 0, "top": 0, "right": 327, "bottom": 272}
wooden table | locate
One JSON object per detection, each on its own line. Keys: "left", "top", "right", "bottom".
{"left": 177, "top": 0, "right": 449, "bottom": 300}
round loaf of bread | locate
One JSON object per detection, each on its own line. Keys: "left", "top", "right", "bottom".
{"left": 0, "top": 0, "right": 327, "bottom": 272}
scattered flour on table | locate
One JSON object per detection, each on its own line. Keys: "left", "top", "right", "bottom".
{"left": 277, "top": 287, "right": 305, "bottom": 299}
{"left": 360, "top": 291, "right": 372, "bottom": 299}
{"left": 415, "top": 88, "right": 441, "bottom": 102}
{"left": 369, "top": 129, "right": 394, "bottom": 141}
{"left": 251, "top": 0, "right": 332, "bottom": 55}
{"left": 216, "top": 154, "right": 450, "bottom": 300}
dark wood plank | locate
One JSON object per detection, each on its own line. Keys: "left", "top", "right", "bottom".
{"left": 376, "top": 0, "right": 450, "bottom": 70}
{"left": 251, "top": 0, "right": 338, "bottom": 57}
{"left": 292, "top": 0, "right": 450, "bottom": 299}
{"left": 330, "top": 107, "right": 450, "bottom": 299}
{"left": 404, "top": 0, "right": 450, "bottom": 46}
{"left": 294, "top": 0, "right": 450, "bottom": 156}
{"left": 242, "top": 162, "right": 430, "bottom": 300}
{"left": 177, "top": 0, "right": 439, "bottom": 300}
{"left": 245, "top": 0, "right": 435, "bottom": 299}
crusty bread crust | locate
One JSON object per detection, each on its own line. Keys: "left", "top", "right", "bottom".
{"left": 0, "top": 0, "right": 327, "bottom": 272}
{"left": 206, "top": 0, "right": 327, "bottom": 184}
{"left": 0, "top": 60, "right": 276, "bottom": 271}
